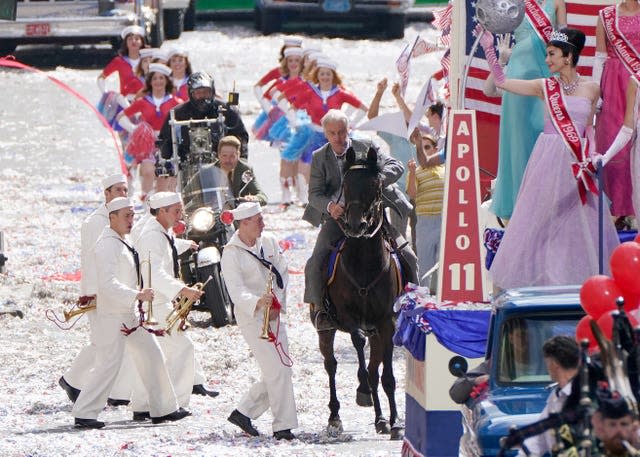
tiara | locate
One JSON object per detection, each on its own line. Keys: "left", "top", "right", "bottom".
{"left": 550, "top": 30, "right": 569, "bottom": 43}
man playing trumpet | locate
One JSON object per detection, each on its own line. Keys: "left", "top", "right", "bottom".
{"left": 133, "top": 191, "right": 218, "bottom": 416}
{"left": 60, "top": 173, "right": 132, "bottom": 405}
{"left": 72, "top": 197, "right": 189, "bottom": 428}
{"left": 220, "top": 202, "right": 298, "bottom": 440}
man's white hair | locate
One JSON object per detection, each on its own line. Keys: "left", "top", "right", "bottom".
{"left": 321, "top": 109, "right": 348, "bottom": 128}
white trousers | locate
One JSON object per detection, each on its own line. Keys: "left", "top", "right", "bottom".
{"left": 236, "top": 316, "right": 298, "bottom": 433}
{"left": 72, "top": 313, "right": 178, "bottom": 419}
{"left": 64, "top": 310, "right": 133, "bottom": 400}
{"left": 130, "top": 301, "right": 201, "bottom": 410}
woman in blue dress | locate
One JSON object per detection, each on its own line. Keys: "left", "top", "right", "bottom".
{"left": 491, "top": 0, "right": 566, "bottom": 219}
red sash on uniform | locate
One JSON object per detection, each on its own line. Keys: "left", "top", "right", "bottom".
{"left": 525, "top": 0, "right": 553, "bottom": 44}
{"left": 600, "top": 5, "right": 640, "bottom": 82}
{"left": 543, "top": 78, "right": 598, "bottom": 205}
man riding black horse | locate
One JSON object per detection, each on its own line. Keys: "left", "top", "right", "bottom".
{"left": 302, "top": 109, "right": 418, "bottom": 327}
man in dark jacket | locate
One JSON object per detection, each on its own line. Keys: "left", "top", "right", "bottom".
{"left": 303, "top": 109, "right": 417, "bottom": 325}
{"left": 158, "top": 72, "right": 249, "bottom": 164}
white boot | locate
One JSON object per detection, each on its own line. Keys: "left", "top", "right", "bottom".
{"left": 296, "top": 173, "right": 308, "bottom": 206}
{"left": 280, "top": 177, "right": 291, "bottom": 207}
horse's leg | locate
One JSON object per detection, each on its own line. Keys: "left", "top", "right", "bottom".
{"left": 351, "top": 329, "right": 373, "bottom": 407}
{"left": 319, "top": 328, "right": 342, "bottom": 435}
{"left": 380, "top": 321, "right": 404, "bottom": 441}
{"left": 368, "top": 333, "right": 391, "bottom": 434}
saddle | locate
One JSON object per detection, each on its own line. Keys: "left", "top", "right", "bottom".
{"left": 313, "top": 236, "right": 404, "bottom": 332}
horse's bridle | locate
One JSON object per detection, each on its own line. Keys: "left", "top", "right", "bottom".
{"left": 335, "top": 164, "right": 384, "bottom": 239}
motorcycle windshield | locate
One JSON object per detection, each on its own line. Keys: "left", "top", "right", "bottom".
{"left": 182, "top": 164, "right": 231, "bottom": 213}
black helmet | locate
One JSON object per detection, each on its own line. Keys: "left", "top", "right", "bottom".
{"left": 187, "top": 72, "right": 216, "bottom": 113}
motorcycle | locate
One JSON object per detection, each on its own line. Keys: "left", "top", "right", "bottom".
{"left": 180, "top": 164, "right": 236, "bottom": 328}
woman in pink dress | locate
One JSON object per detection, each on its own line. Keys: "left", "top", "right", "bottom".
{"left": 478, "top": 27, "right": 619, "bottom": 289}
{"left": 594, "top": 0, "right": 640, "bottom": 228}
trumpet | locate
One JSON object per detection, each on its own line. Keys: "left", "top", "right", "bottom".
{"left": 260, "top": 269, "right": 274, "bottom": 340}
{"left": 165, "top": 276, "right": 212, "bottom": 335}
{"left": 63, "top": 301, "right": 96, "bottom": 321}
{"left": 46, "top": 296, "right": 96, "bottom": 330}
{"left": 140, "top": 252, "right": 158, "bottom": 326}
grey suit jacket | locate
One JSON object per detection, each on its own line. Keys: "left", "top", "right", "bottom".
{"left": 302, "top": 138, "right": 410, "bottom": 228}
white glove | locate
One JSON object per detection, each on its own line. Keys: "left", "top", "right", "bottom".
{"left": 254, "top": 86, "right": 271, "bottom": 112}
{"left": 496, "top": 33, "right": 512, "bottom": 67}
{"left": 285, "top": 109, "right": 298, "bottom": 128}
{"left": 115, "top": 94, "right": 131, "bottom": 109}
{"left": 592, "top": 52, "right": 606, "bottom": 85}
{"left": 595, "top": 125, "right": 634, "bottom": 166}
{"left": 117, "top": 115, "right": 137, "bottom": 134}
{"left": 97, "top": 76, "right": 106, "bottom": 94}
{"left": 253, "top": 85, "right": 263, "bottom": 102}
{"left": 277, "top": 97, "right": 291, "bottom": 113}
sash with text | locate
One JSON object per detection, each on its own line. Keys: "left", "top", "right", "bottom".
{"left": 525, "top": 0, "right": 554, "bottom": 45}
{"left": 600, "top": 6, "right": 640, "bottom": 82}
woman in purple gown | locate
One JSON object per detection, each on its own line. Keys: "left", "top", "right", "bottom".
{"left": 478, "top": 27, "right": 619, "bottom": 290}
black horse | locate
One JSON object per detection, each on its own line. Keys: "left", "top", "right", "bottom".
{"left": 317, "top": 146, "right": 404, "bottom": 440}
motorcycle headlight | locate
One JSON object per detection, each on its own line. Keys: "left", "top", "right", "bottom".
{"left": 191, "top": 208, "right": 215, "bottom": 232}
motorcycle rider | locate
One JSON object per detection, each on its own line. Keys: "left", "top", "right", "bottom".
{"left": 182, "top": 135, "right": 267, "bottom": 213}
{"left": 158, "top": 72, "right": 249, "bottom": 171}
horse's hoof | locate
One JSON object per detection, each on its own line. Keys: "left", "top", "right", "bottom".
{"left": 390, "top": 425, "right": 405, "bottom": 441}
{"left": 356, "top": 390, "right": 373, "bottom": 407}
{"left": 327, "top": 418, "right": 343, "bottom": 437}
{"left": 375, "top": 418, "right": 391, "bottom": 434}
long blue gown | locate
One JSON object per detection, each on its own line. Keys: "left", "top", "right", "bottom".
{"left": 491, "top": 0, "right": 556, "bottom": 219}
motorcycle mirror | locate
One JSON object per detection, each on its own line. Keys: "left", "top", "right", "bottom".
{"left": 448, "top": 356, "right": 468, "bottom": 378}
{"left": 241, "top": 170, "right": 253, "bottom": 185}
{"left": 220, "top": 210, "right": 234, "bottom": 225}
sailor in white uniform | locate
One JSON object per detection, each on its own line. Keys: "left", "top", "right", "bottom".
{"left": 221, "top": 202, "right": 298, "bottom": 440}
{"left": 132, "top": 192, "right": 217, "bottom": 413}
{"left": 60, "top": 173, "right": 133, "bottom": 405}
{"left": 72, "top": 197, "right": 189, "bottom": 428}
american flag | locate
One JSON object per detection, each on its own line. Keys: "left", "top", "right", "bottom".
{"left": 453, "top": 0, "right": 616, "bottom": 185}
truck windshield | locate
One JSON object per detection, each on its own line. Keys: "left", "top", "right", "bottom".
{"left": 497, "top": 315, "right": 581, "bottom": 384}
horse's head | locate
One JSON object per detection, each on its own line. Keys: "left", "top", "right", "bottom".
{"left": 341, "top": 146, "right": 383, "bottom": 238}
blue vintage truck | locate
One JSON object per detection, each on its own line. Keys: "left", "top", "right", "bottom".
{"left": 457, "top": 286, "right": 584, "bottom": 457}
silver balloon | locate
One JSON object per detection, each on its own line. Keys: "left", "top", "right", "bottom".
{"left": 475, "top": 0, "right": 525, "bottom": 34}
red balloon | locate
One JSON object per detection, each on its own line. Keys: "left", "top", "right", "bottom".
{"left": 610, "top": 242, "right": 640, "bottom": 295}
{"left": 635, "top": 233, "right": 640, "bottom": 243}
{"left": 172, "top": 220, "right": 186, "bottom": 236}
{"left": 596, "top": 310, "right": 639, "bottom": 341}
{"left": 575, "top": 315, "right": 597, "bottom": 352}
{"left": 579, "top": 275, "right": 623, "bottom": 320}
{"left": 623, "top": 290, "right": 640, "bottom": 313}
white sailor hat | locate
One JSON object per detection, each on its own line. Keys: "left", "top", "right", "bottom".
{"left": 316, "top": 59, "right": 337, "bottom": 71}
{"left": 283, "top": 47, "right": 304, "bottom": 58}
{"left": 283, "top": 37, "right": 303, "bottom": 47}
{"left": 139, "top": 48, "right": 156, "bottom": 59}
{"left": 303, "top": 47, "right": 322, "bottom": 56}
{"left": 152, "top": 48, "right": 170, "bottom": 62}
{"left": 107, "top": 197, "right": 134, "bottom": 213}
{"left": 230, "top": 202, "right": 262, "bottom": 220}
{"left": 307, "top": 52, "right": 324, "bottom": 62}
{"left": 121, "top": 25, "right": 145, "bottom": 40}
{"left": 167, "top": 47, "right": 189, "bottom": 60}
{"left": 149, "top": 63, "right": 172, "bottom": 77}
{"left": 149, "top": 192, "right": 182, "bottom": 209}
{"left": 102, "top": 173, "right": 127, "bottom": 190}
